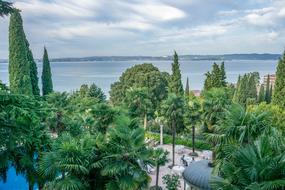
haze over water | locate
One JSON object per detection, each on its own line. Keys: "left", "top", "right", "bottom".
{"left": 0, "top": 60, "right": 278, "bottom": 97}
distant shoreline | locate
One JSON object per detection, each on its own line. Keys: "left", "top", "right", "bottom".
{"left": 0, "top": 53, "right": 281, "bottom": 63}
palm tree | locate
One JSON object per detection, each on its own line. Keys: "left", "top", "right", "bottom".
{"left": 39, "top": 133, "right": 98, "bottom": 190}
{"left": 94, "top": 116, "right": 153, "bottom": 190}
{"left": 208, "top": 103, "right": 272, "bottom": 172}
{"left": 211, "top": 133, "right": 285, "bottom": 189}
{"left": 161, "top": 94, "right": 184, "bottom": 167}
{"left": 151, "top": 148, "right": 169, "bottom": 189}
{"left": 0, "top": 0, "right": 14, "bottom": 17}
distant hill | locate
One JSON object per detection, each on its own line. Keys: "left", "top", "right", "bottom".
{"left": 50, "top": 54, "right": 281, "bottom": 62}
{"left": 0, "top": 54, "right": 281, "bottom": 63}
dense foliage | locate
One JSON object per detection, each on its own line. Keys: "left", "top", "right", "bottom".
{"left": 0, "top": 0, "right": 14, "bottom": 17}
{"left": 169, "top": 51, "right": 184, "bottom": 96}
{"left": 42, "top": 47, "right": 53, "bottom": 95}
{"left": 9, "top": 10, "right": 33, "bottom": 95}
{"left": 203, "top": 62, "right": 227, "bottom": 91}
{"left": 110, "top": 63, "right": 168, "bottom": 113}
{"left": 2, "top": 5, "right": 285, "bottom": 189}
{"left": 272, "top": 51, "right": 285, "bottom": 108}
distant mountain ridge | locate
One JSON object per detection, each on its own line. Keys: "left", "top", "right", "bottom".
{"left": 0, "top": 54, "right": 281, "bottom": 63}
{"left": 50, "top": 53, "right": 281, "bottom": 62}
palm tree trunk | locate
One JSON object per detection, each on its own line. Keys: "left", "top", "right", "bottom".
{"left": 192, "top": 125, "right": 195, "bottom": 153}
{"left": 172, "top": 120, "right": 176, "bottom": 167}
{"left": 144, "top": 113, "right": 147, "bottom": 129}
{"left": 155, "top": 165, "right": 160, "bottom": 187}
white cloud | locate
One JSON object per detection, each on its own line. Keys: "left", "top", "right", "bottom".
{"left": 278, "top": 8, "right": 285, "bottom": 17}
{"left": 131, "top": 2, "right": 186, "bottom": 21}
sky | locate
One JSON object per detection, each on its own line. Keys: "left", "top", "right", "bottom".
{"left": 0, "top": 0, "right": 285, "bottom": 58}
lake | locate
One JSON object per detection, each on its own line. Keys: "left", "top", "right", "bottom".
{"left": 0, "top": 60, "right": 278, "bottom": 97}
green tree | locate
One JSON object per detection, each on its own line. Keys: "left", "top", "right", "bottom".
{"left": 161, "top": 94, "right": 184, "bottom": 167}
{"left": 9, "top": 10, "right": 33, "bottom": 95}
{"left": 185, "top": 77, "right": 190, "bottom": 99}
{"left": 89, "top": 83, "right": 106, "bottom": 102}
{"left": 169, "top": 51, "right": 183, "bottom": 96}
{"left": 39, "top": 133, "right": 97, "bottom": 190}
{"left": 0, "top": 0, "right": 14, "bottom": 17}
{"left": 273, "top": 51, "right": 285, "bottom": 108}
{"left": 26, "top": 40, "right": 40, "bottom": 96}
{"left": 151, "top": 148, "right": 169, "bottom": 189}
{"left": 110, "top": 63, "right": 168, "bottom": 112}
{"left": 96, "top": 117, "right": 153, "bottom": 190}
{"left": 264, "top": 75, "right": 270, "bottom": 103}
{"left": 220, "top": 62, "right": 227, "bottom": 87}
{"left": 203, "top": 62, "right": 227, "bottom": 91}
{"left": 42, "top": 47, "right": 53, "bottom": 95}
{"left": 212, "top": 134, "right": 285, "bottom": 190}
{"left": 125, "top": 87, "right": 152, "bottom": 129}
{"left": 233, "top": 73, "right": 258, "bottom": 106}
{"left": 258, "top": 84, "right": 265, "bottom": 103}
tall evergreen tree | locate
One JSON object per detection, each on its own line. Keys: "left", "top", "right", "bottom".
{"left": 9, "top": 10, "right": 33, "bottom": 95}
{"left": 269, "top": 84, "right": 273, "bottom": 103}
{"left": 0, "top": 0, "right": 14, "bottom": 17}
{"left": 203, "top": 62, "right": 227, "bottom": 91}
{"left": 272, "top": 51, "right": 285, "bottom": 108}
{"left": 169, "top": 51, "right": 184, "bottom": 96}
{"left": 220, "top": 62, "right": 227, "bottom": 87}
{"left": 185, "top": 77, "right": 190, "bottom": 97}
{"left": 265, "top": 74, "right": 271, "bottom": 103}
{"left": 258, "top": 84, "right": 265, "bottom": 103}
{"left": 26, "top": 40, "right": 40, "bottom": 96}
{"left": 233, "top": 73, "right": 257, "bottom": 106}
{"left": 247, "top": 74, "right": 257, "bottom": 100}
{"left": 41, "top": 47, "right": 53, "bottom": 95}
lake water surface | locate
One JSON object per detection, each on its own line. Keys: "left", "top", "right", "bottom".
{"left": 0, "top": 60, "right": 278, "bottom": 97}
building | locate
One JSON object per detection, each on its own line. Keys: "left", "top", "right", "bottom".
{"left": 263, "top": 74, "right": 276, "bottom": 88}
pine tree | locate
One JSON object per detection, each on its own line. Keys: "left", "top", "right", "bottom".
{"left": 41, "top": 47, "right": 53, "bottom": 95}
{"left": 265, "top": 74, "right": 271, "bottom": 103}
{"left": 258, "top": 84, "right": 265, "bottom": 103}
{"left": 272, "top": 51, "right": 285, "bottom": 108}
{"left": 9, "top": 10, "right": 33, "bottom": 95}
{"left": 26, "top": 40, "right": 40, "bottom": 96}
{"left": 185, "top": 77, "right": 190, "bottom": 97}
{"left": 169, "top": 51, "right": 184, "bottom": 96}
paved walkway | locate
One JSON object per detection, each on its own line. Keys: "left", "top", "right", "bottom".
{"left": 149, "top": 144, "right": 210, "bottom": 189}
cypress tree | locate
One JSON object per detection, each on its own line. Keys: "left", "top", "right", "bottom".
{"left": 211, "top": 63, "right": 221, "bottom": 87}
{"left": 265, "top": 74, "right": 271, "bottom": 103}
{"left": 247, "top": 74, "right": 257, "bottom": 100}
{"left": 203, "top": 71, "right": 212, "bottom": 91}
{"left": 185, "top": 77, "right": 190, "bottom": 97}
{"left": 258, "top": 84, "right": 265, "bottom": 103}
{"left": 203, "top": 62, "right": 227, "bottom": 91}
{"left": 41, "top": 47, "right": 53, "bottom": 95}
{"left": 169, "top": 51, "right": 184, "bottom": 96}
{"left": 26, "top": 40, "right": 40, "bottom": 96}
{"left": 220, "top": 62, "right": 227, "bottom": 87}
{"left": 272, "top": 51, "right": 285, "bottom": 108}
{"left": 269, "top": 84, "right": 273, "bottom": 103}
{"left": 9, "top": 10, "right": 33, "bottom": 95}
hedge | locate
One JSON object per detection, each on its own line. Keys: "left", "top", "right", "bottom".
{"left": 145, "top": 132, "right": 211, "bottom": 150}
